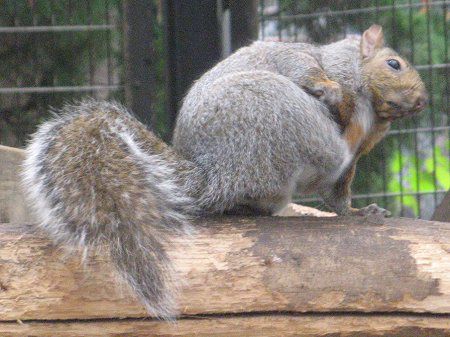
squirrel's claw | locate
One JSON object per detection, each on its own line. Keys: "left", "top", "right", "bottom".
{"left": 352, "top": 203, "right": 392, "bottom": 217}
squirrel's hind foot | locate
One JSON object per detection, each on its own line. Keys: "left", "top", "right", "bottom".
{"left": 350, "top": 203, "right": 391, "bottom": 217}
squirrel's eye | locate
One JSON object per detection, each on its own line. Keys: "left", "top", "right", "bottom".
{"left": 387, "top": 59, "right": 401, "bottom": 70}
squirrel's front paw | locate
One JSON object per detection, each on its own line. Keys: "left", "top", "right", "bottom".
{"left": 352, "top": 203, "right": 391, "bottom": 217}
{"left": 312, "top": 80, "right": 343, "bottom": 106}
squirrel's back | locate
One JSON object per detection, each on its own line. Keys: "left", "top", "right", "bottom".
{"left": 189, "top": 41, "right": 322, "bottom": 91}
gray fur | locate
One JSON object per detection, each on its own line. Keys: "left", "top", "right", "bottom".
{"left": 174, "top": 38, "right": 370, "bottom": 214}
{"left": 22, "top": 100, "right": 201, "bottom": 318}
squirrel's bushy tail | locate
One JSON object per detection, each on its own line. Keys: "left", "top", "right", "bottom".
{"left": 22, "top": 100, "right": 199, "bottom": 318}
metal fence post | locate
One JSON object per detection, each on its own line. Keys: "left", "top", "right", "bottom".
{"left": 123, "top": 1, "right": 156, "bottom": 127}
{"left": 229, "top": 0, "right": 258, "bottom": 51}
{"left": 163, "top": 0, "right": 222, "bottom": 137}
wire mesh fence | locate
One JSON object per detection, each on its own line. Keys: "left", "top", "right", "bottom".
{"left": 0, "top": 0, "right": 124, "bottom": 147}
{"left": 0, "top": 0, "right": 447, "bottom": 219}
{"left": 259, "top": 0, "right": 449, "bottom": 219}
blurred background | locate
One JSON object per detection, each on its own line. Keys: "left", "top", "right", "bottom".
{"left": 0, "top": 0, "right": 448, "bottom": 219}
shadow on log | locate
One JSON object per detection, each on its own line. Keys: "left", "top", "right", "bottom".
{"left": 1, "top": 315, "right": 449, "bottom": 337}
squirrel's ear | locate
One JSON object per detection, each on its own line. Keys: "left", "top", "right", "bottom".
{"left": 361, "top": 24, "right": 385, "bottom": 59}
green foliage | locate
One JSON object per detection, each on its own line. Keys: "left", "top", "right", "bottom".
{"left": 387, "top": 140, "right": 449, "bottom": 215}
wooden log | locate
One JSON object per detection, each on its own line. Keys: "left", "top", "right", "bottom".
{"left": 0, "top": 145, "right": 34, "bottom": 224}
{"left": 1, "top": 216, "right": 449, "bottom": 321}
{"left": 1, "top": 315, "right": 449, "bottom": 337}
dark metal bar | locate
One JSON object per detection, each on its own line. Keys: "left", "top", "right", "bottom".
{"left": 229, "top": 0, "right": 258, "bottom": 51}
{"left": 408, "top": 0, "right": 421, "bottom": 218}
{"left": 380, "top": 144, "right": 388, "bottom": 209}
{"left": 375, "top": 0, "right": 380, "bottom": 23}
{"left": 50, "top": 0, "right": 56, "bottom": 26}
{"left": 105, "top": 0, "right": 113, "bottom": 87}
{"left": 443, "top": 1, "right": 450, "bottom": 182}
{"left": 163, "top": 1, "right": 222, "bottom": 138}
{"left": 162, "top": 0, "right": 177, "bottom": 136}
{"left": 342, "top": 1, "right": 347, "bottom": 38}
{"left": 31, "top": 1, "right": 37, "bottom": 26}
{"left": 68, "top": 0, "right": 75, "bottom": 99}
{"left": 293, "top": 15, "right": 298, "bottom": 42}
{"left": 356, "top": 0, "right": 364, "bottom": 37}
{"left": 68, "top": 0, "right": 74, "bottom": 25}
{"left": 375, "top": 0, "right": 387, "bottom": 209}
{"left": 49, "top": 0, "right": 57, "bottom": 90}
{"left": 13, "top": 1, "right": 22, "bottom": 142}
{"left": 123, "top": 1, "right": 156, "bottom": 126}
{"left": 259, "top": 0, "right": 266, "bottom": 40}
{"left": 391, "top": 0, "right": 405, "bottom": 216}
{"left": 425, "top": 0, "right": 439, "bottom": 208}
{"left": 117, "top": 0, "right": 125, "bottom": 97}
{"left": 87, "top": 1, "right": 95, "bottom": 96}
{"left": 276, "top": 0, "right": 282, "bottom": 40}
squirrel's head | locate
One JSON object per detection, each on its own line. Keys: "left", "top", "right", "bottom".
{"left": 360, "top": 24, "right": 428, "bottom": 121}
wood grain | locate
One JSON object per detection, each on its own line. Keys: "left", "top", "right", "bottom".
{"left": 0, "top": 145, "right": 34, "bottom": 224}
{"left": 1, "top": 216, "right": 449, "bottom": 321}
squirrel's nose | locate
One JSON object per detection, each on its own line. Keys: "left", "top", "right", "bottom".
{"left": 415, "top": 94, "right": 428, "bottom": 111}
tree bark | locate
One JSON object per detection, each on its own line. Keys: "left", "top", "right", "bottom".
{"left": 0, "top": 216, "right": 449, "bottom": 321}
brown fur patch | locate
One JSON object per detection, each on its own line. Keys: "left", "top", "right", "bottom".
{"left": 357, "top": 120, "right": 391, "bottom": 156}
{"left": 344, "top": 122, "right": 365, "bottom": 153}
{"left": 338, "top": 91, "right": 356, "bottom": 123}
{"left": 330, "top": 162, "right": 357, "bottom": 210}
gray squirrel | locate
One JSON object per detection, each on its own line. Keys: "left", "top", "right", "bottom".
{"left": 22, "top": 25, "right": 427, "bottom": 318}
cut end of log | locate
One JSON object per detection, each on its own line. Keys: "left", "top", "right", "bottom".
{"left": 277, "top": 203, "right": 336, "bottom": 217}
